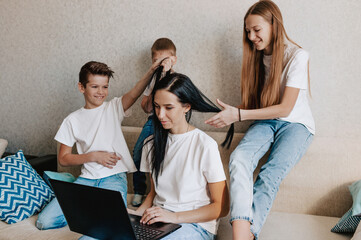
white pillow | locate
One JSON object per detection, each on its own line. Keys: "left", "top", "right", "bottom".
{"left": 352, "top": 223, "right": 361, "bottom": 240}
{"left": 0, "top": 138, "right": 8, "bottom": 158}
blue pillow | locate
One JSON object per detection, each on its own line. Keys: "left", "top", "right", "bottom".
{"left": 43, "top": 171, "right": 76, "bottom": 190}
{"left": 0, "top": 150, "right": 54, "bottom": 224}
{"left": 331, "top": 208, "right": 361, "bottom": 233}
{"left": 349, "top": 180, "right": 361, "bottom": 216}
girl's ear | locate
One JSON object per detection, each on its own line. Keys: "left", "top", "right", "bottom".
{"left": 78, "top": 82, "right": 85, "bottom": 93}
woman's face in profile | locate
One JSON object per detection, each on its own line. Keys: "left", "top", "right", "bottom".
{"left": 153, "top": 89, "right": 190, "bottom": 134}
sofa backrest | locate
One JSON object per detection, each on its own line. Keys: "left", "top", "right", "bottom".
{"left": 58, "top": 126, "right": 359, "bottom": 218}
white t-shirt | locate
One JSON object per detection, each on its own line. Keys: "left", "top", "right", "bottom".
{"left": 55, "top": 97, "right": 137, "bottom": 179}
{"left": 263, "top": 41, "right": 315, "bottom": 134}
{"left": 140, "top": 128, "right": 226, "bottom": 235}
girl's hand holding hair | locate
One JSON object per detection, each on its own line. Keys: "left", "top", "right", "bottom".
{"left": 205, "top": 99, "right": 240, "bottom": 128}
{"left": 140, "top": 206, "right": 178, "bottom": 225}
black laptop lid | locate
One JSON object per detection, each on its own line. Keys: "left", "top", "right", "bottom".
{"left": 49, "top": 179, "right": 136, "bottom": 240}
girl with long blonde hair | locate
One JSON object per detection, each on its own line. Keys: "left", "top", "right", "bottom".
{"left": 206, "top": 1, "right": 315, "bottom": 239}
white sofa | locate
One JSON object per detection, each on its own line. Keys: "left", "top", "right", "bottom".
{"left": 1, "top": 126, "right": 359, "bottom": 240}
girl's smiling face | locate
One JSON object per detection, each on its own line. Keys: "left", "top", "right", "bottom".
{"left": 245, "top": 14, "right": 273, "bottom": 55}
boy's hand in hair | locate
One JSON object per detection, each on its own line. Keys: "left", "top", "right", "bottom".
{"left": 151, "top": 57, "right": 175, "bottom": 72}
{"left": 88, "top": 151, "right": 121, "bottom": 169}
{"left": 160, "top": 56, "right": 176, "bottom": 72}
{"left": 205, "top": 99, "right": 239, "bottom": 128}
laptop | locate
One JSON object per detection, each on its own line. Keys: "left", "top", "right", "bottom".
{"left": 49, "top": 179, "right": 181, "bottom": 240}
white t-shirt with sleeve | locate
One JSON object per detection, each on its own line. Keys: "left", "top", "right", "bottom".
{"left": 263, "top": 41, "right": 315, "bottom": 134}
{"left": 55, "top": 96, "right": 137, "bottom": 179}
{"left": 140, "top": 128, "right": 226, "bottom": 235}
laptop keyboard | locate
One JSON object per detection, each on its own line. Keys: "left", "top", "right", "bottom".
{"left": 133, "top": 224, "right": 163, "bottom": 240}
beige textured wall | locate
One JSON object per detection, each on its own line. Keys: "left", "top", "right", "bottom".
{"left": 1, "top": 0, "right": 360, "bottom": 156}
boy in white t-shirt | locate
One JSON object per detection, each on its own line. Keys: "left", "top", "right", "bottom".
{"left": 36, "top": 60, "right": 172, "bottom": 234}
{"left": 131, "top": 38, "right": 177, "bottom": 207}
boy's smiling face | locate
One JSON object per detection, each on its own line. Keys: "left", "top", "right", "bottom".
{"left": 78, "top": 74, "right": 109, "bottom": 109}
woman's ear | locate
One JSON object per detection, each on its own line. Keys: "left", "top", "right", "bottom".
{"left": 183, "top": 103, "right": 191, "bottom": 114}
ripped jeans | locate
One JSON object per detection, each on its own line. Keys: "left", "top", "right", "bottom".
{"left": 229, "top": 120, "right": 313, "bottom": 239}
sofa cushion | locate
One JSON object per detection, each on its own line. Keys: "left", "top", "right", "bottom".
{"left": 0, "top": 150, "right": 54, "bottom": 224}
{"left": 0, "top": 215, "right": 81, "bottom": 240}
{"left": 351, "top": 222, "right": 361, "bottom": 240}
{"left": 0, "top": 139, "right": 8, "bottom": 158}
{"left": 332, "top": 208, "right": 361, "bottom": 233}
{"left": 216, "top": 212, "right": 352, "bottom": 240}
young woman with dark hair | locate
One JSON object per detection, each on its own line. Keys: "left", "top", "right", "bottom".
{"left": 129, "top": 73, "right": 231, "bottom": 239}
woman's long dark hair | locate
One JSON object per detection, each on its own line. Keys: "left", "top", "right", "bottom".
{"left": 147, "top": 67, "right": 234, "bottom": 184}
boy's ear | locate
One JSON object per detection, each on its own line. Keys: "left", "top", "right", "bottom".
{"left": 78, "top": 82, "right": 85, "bottom": 93}
{"left": 172, "top": 56, "right": 177, "bottom": 66}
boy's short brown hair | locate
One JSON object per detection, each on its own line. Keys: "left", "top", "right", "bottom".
{"left": 79, "top": 61, "right": 114, "bottom": 88}
{"left": 151, "top": 38, "right": 176, "bottom": 57}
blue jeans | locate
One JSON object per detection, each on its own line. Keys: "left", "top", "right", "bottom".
{"left": 161, "top": 223, "right": 215, "bottom": 240}
{"left": 78, "top": 223, "right": 214, "bottom": 240}
{"left": 229, "top": 120, "right": 313, "bottom": 239}
{"left": 36, "top": 172, "right": 128, "bottom": 231}
{"left": 133, "top": 116, "right": 154, "bottom": 194}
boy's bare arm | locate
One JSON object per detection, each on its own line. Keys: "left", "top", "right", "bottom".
{"left": 141, "top": 95, "right": 153, "bottom": 114}
{"left": 122, "top": 57, "right": 173, "bottom": 112}
{"left": 58, "top": 143, "right": 120, "bottom": 169}
{"left": 122, "top": 67, "right": 155, "bottom": 112}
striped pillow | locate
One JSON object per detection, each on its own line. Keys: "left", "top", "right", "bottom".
{"left": 0, "top": 150, "right": 54, "bottom": 224}
{"left": 331, "top": 208, "right": 361, "bottom": 233}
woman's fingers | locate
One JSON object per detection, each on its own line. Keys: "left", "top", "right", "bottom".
{"left": 205, "top": 113, "right": 221, "bottom": 125}
{"left": 216, "top": 98, "right": 229, "bottom": 109}
{"left": 146, "top": 216, "right": 161, "bottom": 225}
{"left": 141, "top": 207, "right": 162, "bottom": 224}
{"left": 208, "top": 118, "right": 224, "bottom": 127}
{"left": 140, "top": 208, "right": 154, "bottom": 224}
{"left": 205, "top": 116, "right": 226, "bottom": 128}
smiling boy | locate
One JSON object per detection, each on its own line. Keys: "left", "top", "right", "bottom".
{"left": 36, "top": 60, "right": 171, "bottom": 233}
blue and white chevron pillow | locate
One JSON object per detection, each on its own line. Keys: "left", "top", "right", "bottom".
{"left": 0, "top": 150, "right": 54, "bottom": 224}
